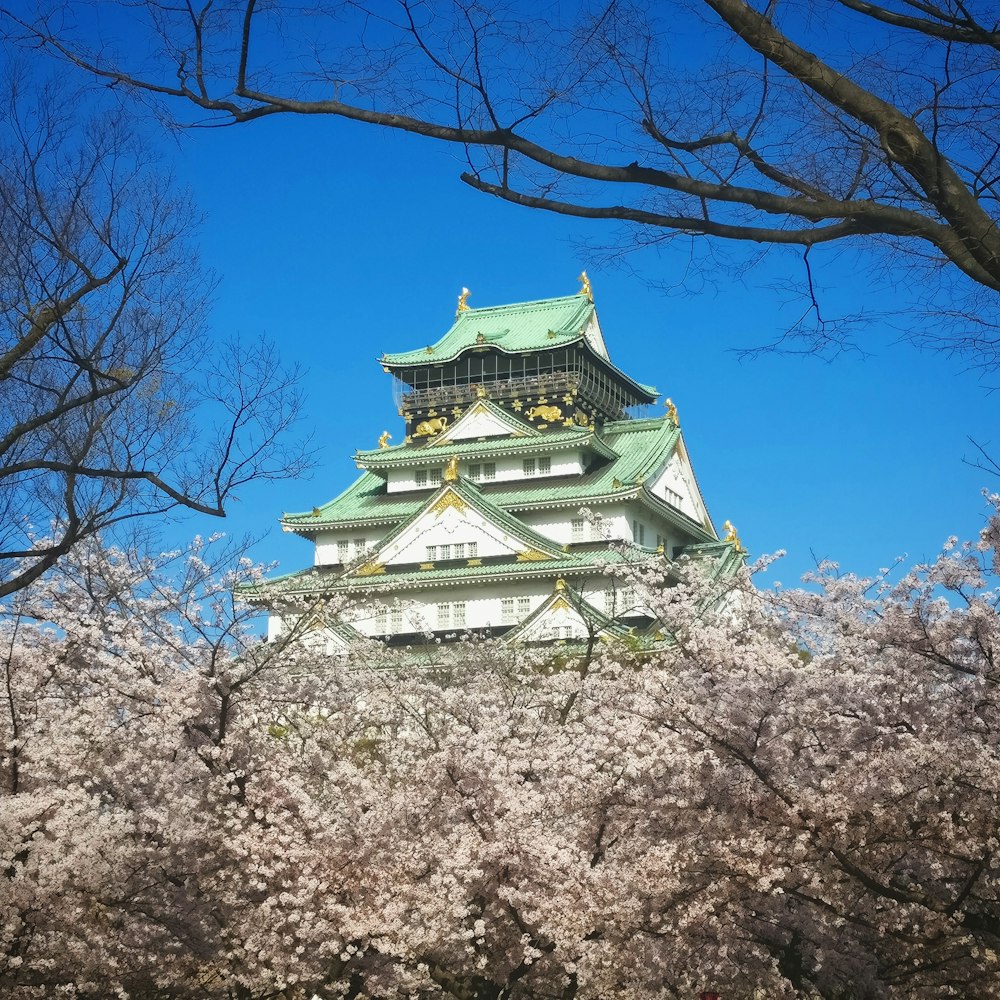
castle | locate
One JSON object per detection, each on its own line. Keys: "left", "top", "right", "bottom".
{"left": 260, "top": 279, "right": 741, "bottom": 649}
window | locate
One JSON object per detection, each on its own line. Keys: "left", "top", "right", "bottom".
{"left": 468, "top": 463, "right": 481, "bottom": 481}
{"left": 437, "top": 602, "right": 466, "bottom": 629}
{"left": 571, "top": 518, "right": 585, "bottom": 542}
{"left": 522, "top": 458, "right": 536, "bottom": 476}
{"left": 517, "top": 596, "right": 531, "bottom": 618}
{"left": 538, "top": 456, "right": 551, "bottom": 475}
{"left": 337, "top": 539, "right": 350, "bottom": 562}
{"left": 415, "top": 469, "right": 428, "bottom": 487}
{"left": 664, "top": 486, "right": 682, "bottom": 508}
{"left": 428, "top": 468, "right": 441, "bottom": 485}
{"left": 390, "top": 608, "right": 404, "bottom": 632}
{"left": 353, "top": 537, "right": 366, "bottom": 555}
{"left": 426, "top": 545, "right": 437, "bottom": 561}
{"left": 501, "top": 597, "right": 515, "bottom": 624}
{"left": 482, "top": 463, "right": 496, "bottom": 481}
{"left": 438, "top": 543, "right": 451, "bottom": 560}
{"left": 375, "top": 608, "right": 388, "bottom": 631}
{"left": 453, "top": 543, "right": 466, "bottom": 560}
{"left": 467, "top": 541, "right": 478, "bottom": 559}
{"left": 631, "top": 520, "right": 645, "bottom": 545}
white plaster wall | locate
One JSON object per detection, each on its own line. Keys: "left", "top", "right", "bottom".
{"left": 649, "top": 451, "right": 702, "bottom": 522}
{"left": 383, "top": 451, "right": 586, "bottom": 494}
{"left": 520, "top": 503, "right": 633, "bottom": 545}
{"left": 314, "top": 530, "right": 384, "bottom": 566}
{"left": 270, "top": 573, "right": 637, "bottom": 642}
{"left": 349, "top": 579, "right": 555, "bottom": 635}
{"left": 381, "top": 500, "right": 548, "bottom": 565}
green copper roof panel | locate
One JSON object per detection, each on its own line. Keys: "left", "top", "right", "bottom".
{"left": 249, "top": 547, "right": 646, "bottom": 597}
{"left": 282, "top": 418, "right": 710, "bottom": 538}
{"left": 381, "top": 294, "right": 594, "bottom": 366}
{"left": 355, "top": 426, "right": 615, "bottom": 467}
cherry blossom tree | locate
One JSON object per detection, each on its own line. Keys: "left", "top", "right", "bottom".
{"left": 3, "top": 500, "right": 1000, "bottom": 998}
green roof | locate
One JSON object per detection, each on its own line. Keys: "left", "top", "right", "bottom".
{"left": 355, "top": 426, "right": 615, "bottom": 469}
{"left": 246, "top": 546, "right": 648, "bottom": 598}
{"left": 379, "top": 293, "right": 658, "bottom": 401}
{"left": 381, "top": 294, "right": 596, "bottom": 366}
{"left": 337, "top": 477, "right": 566, "bottom": 577}
{"left": 283, "top": 417, "right": 713, "bottom": 542}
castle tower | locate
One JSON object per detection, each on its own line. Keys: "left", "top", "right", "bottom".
{"left": 259, "top": 282, "right": 741, "bottom": 650}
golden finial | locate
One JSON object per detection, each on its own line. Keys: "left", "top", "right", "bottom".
{"left": 554, "top": 577, "right": 566, "bottom": 591}
{"left": 378, "top": 430, "right": 391, "bottom": 449}
{"left": 665, "top": 397, "right": 679, "bottom": 426}
{"left": 577, "top": 270, "right": 593, "bottom": 302}
{"left": 443, "top": 455, "right": 459, "bottom": 482}
{"left": 456, "top": 287, "right": 471, "bottom": 316}
{"left": 656, "top": 543, "right": 665, "bottom": 555}
{"left": 475, "top": 384, "right": 489, "bottom": 399}
{"left": 723, "top": 519, "right": 745, "bottom": 553}
{"left": 311, "top": 507, "right": 322, "bottom": 516}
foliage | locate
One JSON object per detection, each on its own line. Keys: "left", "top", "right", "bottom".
{"left": 3, "top": 499, "right": 1000, "bottom": 998}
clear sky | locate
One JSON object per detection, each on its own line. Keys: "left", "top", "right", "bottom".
{"left": 158, "top": 107, "right": 997, "bottom": 590}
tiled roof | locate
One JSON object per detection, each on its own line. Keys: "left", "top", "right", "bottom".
{"left": 246, "top": 546, "right": 646, "bottom": 598}
{"left": 355, "top": 426, "right": 614, "bottom": 468}
{"left": 283, "top": 417, "right": 711, "bottom": 540}
{"left": 338, "top": 477, "right": 566, "bottom": 578}
{"left": 379, "top": 293, "right": 657, "bottom": 401}
{"left": 381, "top": 294, "right": 594, "bottom": 366}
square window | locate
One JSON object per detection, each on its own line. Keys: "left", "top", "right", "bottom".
{"left": 390, "top": 608, "right": 403, "bottom": 631}
{"left": 437, "top": 603, "right": 451, "bottom": 629}
{"left": 438, "top": 544, "right": 450, "bottom": 560}
{"left": 517, "top": 596, "right": 530, "bottom": 618}
{"left": 428, "top": 468, "right": 441, "bottom": 485}
{"left": 522, "top": 458, "right": 536, "bottom": 476}
{"left": 426, "top": 545, "right": 437, "bottom": 561}
{"left": 353, "top": 538, "right": 366, "bottom": 555}
{"left": 538, "top": 457, "right": 551, "bottom": 474}
{"left": 468, "top": 463, "right": 481, "bottom": 481}
{"left": 453, "top": 602, "right": 466, "bottom": 627}
{"left": 571, "top": 518, "right": 585, "bottom": 542}
{"left": 501, "top": 597, "right": 515, "bottom": 624}
{"left": 337, "top": 540, "right": 350, "bottom": 562}
{"left": 415, "top": 469, "right": 428, "bottom": 487}
{"left": 453, "top": 543, "right": 465, "bottom": 560}
{"left": 482, "top": 463, "right": 496, "bottom": 481}
{"left": 467, "top": 541, "right": 478, "bottom": 558}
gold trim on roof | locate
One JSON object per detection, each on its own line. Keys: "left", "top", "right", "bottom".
{"left": 456, "top": 287, "right": 471, "bottom": 315}
{"left": 432, "top": 489, "right": 468, "bottom": 517}
{"left": 516, "top": 548, "right": 550, "bottom": 562}
{"left": 578, "top": 270, "right": 593, "bottom": 302}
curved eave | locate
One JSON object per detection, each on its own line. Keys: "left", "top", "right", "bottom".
{"left": 354, "top": 432, "right": 617, "bottom": 470}
{"left": 254, "top": 551, "right": 661, "bottom": 598}
{"left": 383, "top": 331, "right": 657, "bottom": 404}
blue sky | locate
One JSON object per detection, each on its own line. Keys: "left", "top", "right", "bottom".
{"left": 164, "top": 108, "right": 997, "bottom": 589}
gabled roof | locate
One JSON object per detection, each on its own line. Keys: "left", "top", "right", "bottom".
{"left": 504, "top": 579, "right": 633, "bottom": 645}
{"left": 283, "top": 417, "right": 715, "bottom": 544}
{"left": 432, "top": 398, "right": 538, "bottom": 440}
{"left": 244, "top": 546, "right": 648, "bottom": 599}
{"left": 379, "top": 293, "right": 658, "bottom": 402}
{"left": 381, "top": 294, "right": 595, "bottom": 366}
{"left": 337, "top": 476, "right": 567, "bottom": 580}
{"left": 355, "top": 425, "right": 614, "bottom": 471}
